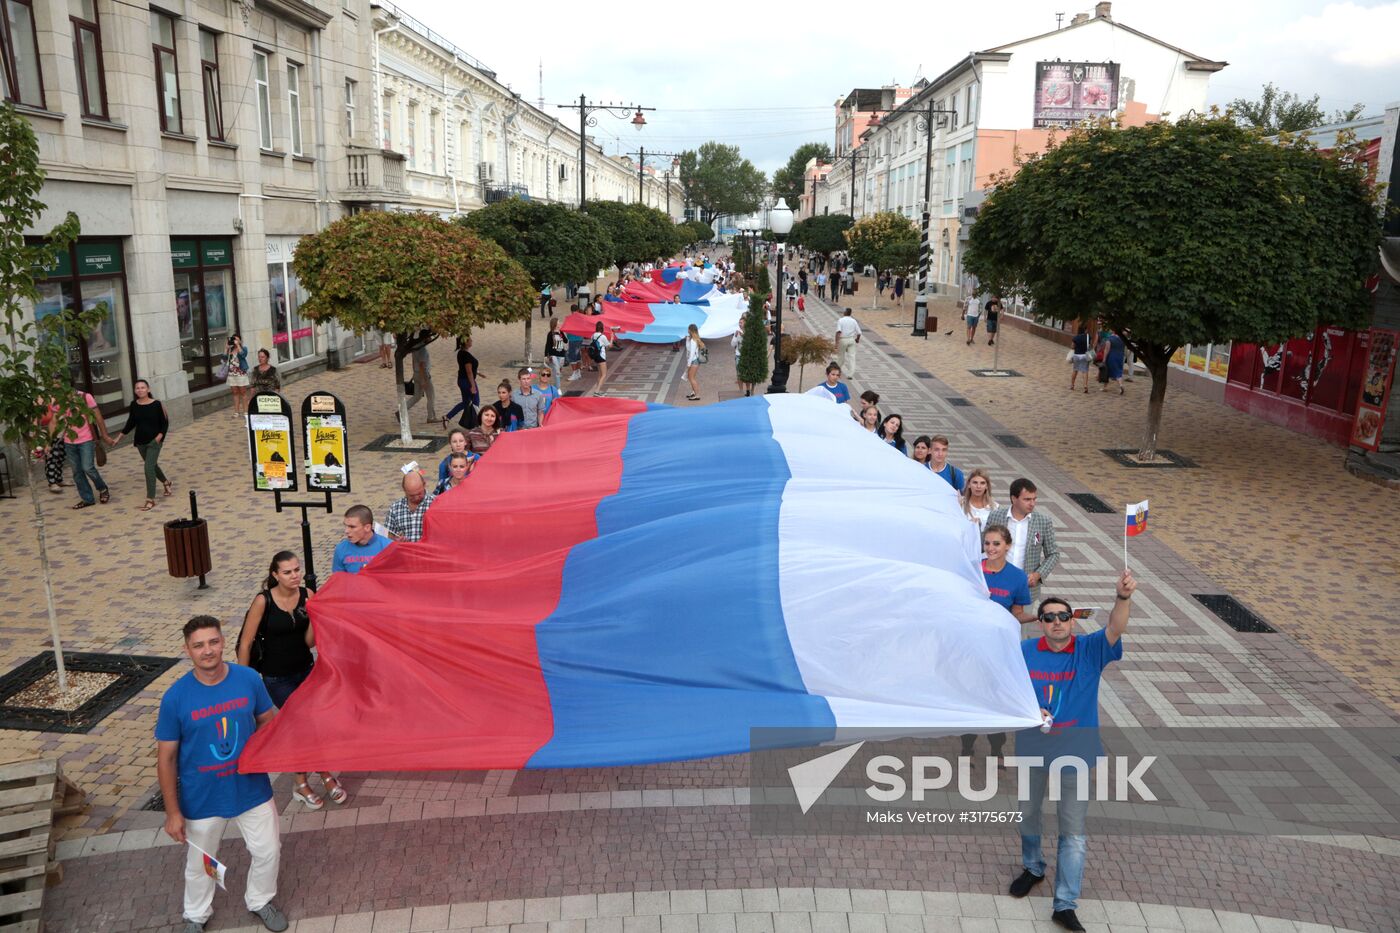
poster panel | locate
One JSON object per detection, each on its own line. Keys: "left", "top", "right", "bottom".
{"left": 1033, "top": 62, "right": 1121, "bottom": 128}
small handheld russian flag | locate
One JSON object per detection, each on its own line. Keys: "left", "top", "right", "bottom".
{"left": 190, "top": 842, "right": 227, "bottom": 890}
{"left": 1125, "top": 499, "right": 1149, "bottom": 537}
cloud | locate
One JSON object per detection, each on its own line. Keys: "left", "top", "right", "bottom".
{"left": 1274, "top": 2, "right": 1400, "bottom": 68}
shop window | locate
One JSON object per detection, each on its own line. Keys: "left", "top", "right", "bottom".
{"left": 172, "top": 238, "right": 238, "bottom": 391}
{"left": 150, "top": 10, "right": 181, "bottom": 134}
{"left": 30, "top": 240, "right": 134, "bottom": 418}
{"left": 200, "top": 30, "right": 223, "bottom": 140}
{"left": 268, "top": 243, "right": 315, "bottom": 363}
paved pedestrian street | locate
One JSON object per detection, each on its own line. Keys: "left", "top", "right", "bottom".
{"left": 5, "top": 281, "right": 1399, "bottom": 932}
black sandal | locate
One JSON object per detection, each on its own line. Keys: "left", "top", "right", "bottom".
{"left": 72, "top": 501, "right": 93, "bottom": 510}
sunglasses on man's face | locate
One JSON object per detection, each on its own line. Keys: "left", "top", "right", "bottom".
{"left": 1039, "top": 611, "right": 1073, "bottom": 623}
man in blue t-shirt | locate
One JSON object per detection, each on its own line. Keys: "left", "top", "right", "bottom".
{"left": 1007, "top": 571, "right": 1136, "bottom": 933}
{"left": 155, "top": 616, "right": 287, "bottom": 932}
{"left": 332, "top": 504, "right": 391, "bottom": 575}
{"left": 927, "top": 435, "right": 965, "bottom": 490}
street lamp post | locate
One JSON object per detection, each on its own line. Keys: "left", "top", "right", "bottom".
{"left": 765, "top": 198, "right": 795, "bottom": 394}
{"left": 912, "top": 101, "right": 956, "bottom": 337}
{"left": 627, "top": 146, "right": 680, "bottom": 206}
{"left": 555, "top": 96, "right": 653, "bottom": 206}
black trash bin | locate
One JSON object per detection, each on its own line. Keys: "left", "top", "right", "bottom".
{"left": 164, "top": 518, "right": 211, "bottom": 580}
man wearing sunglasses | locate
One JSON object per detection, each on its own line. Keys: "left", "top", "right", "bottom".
{"left": 1007, "top": 570, "right": 1137, "bottom": 932}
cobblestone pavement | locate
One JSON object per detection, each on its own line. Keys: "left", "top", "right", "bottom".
{"left": 6, "top": 268, "right": 1400, "bottom": 931}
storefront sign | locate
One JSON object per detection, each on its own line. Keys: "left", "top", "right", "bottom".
{"left": 170, "top": 240, "right": 198, "bottom": 269}
{"left": 302, "top": 391, "right": 350, "bottom": 492}
{"left": 1033, "top": 61, "right": 1120, "bottom": 128}
{"left": 1350, "top": 327, "right": 1398, "bottom": 451}
{"left": 202, "top": 240, "right": 232, "bottom": 266}
{"left": 75, "top": 243, "right": 122, "bottom": 275}
{"left": 248, "top": 391, "right": 298, "bottom": 491}
{"left": 272, "top": 326, "right": 314, "bottom": 346}
{"left": 32, "top": 250, "right": 72, "bottom": 279}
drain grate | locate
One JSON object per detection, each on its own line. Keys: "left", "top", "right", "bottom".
{"left": 994, "top": 434, "right": 1028, "bottom": 448}
{"left": 1067, "top": 492, "right": 1115, "bottom": 514}
{"left": 913, "top": 371, "right": 934, "bottom": 379}
{"left": 1193, "top": 595, "right": 1276, "bottom": 633}
{"left": 946, "top": 398, "right": 973, "bottom": 407}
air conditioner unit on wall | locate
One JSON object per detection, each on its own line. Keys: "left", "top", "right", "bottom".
{"left": 478, "top": 162, "right": 494, "bottom": 181}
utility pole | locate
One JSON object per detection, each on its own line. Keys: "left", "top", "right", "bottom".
{"left": 912, "top": 100, "right": 956, "bottom": 337}
{"left": 555, "top": 97, "right": 653, "bottom": 207}
{"left": 628, "top": 147, "right": 680, "bottom": 207}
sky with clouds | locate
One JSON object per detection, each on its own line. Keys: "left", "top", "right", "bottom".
{"left": 390, "top": 0, "right": 1400, "bottom": 176}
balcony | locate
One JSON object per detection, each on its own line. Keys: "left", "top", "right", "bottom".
{"left": 342, "top": 147, "right": 409, "bottom": 202}
{"left": 484, "top": 184, "right": 530, "bottom": 204}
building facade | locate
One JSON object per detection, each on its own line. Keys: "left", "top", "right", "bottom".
{"left": 815, "top": 2, "right": 1223, "bottom": 293}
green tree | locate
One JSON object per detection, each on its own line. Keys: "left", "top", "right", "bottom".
{"left": 735, "top": 292, "right": 770, "bottom": 393}
{"left": 790, "top": 213, "right": 854, "bottom": 258}
{"left": 965, "top": 113, "right": 1380, "bottom": 460}
{"left": 781, "top": 334, "right": 837, "bottom": 392}
{"left": 681, "top": 219, "right": 713, "bottom": 245}
{"left": 845, "top": 212, "right": 919, "bottom": 274}
{"left": 0, "top": 102, "right": 86, "bottom": 691}
{"left": 294, "top": 210, "right": 534, "bottom": 443}
{"left": 771, "top": 142, "right": 832, "bottom": 209}
{"left": 459, "top": 198, "right": 612, "bottom": 364}
{"left": 585, "top": 201, "right": 680, "bottom": 268}
{"left": 756, "top": 261, "right": 771, "bottom": 298}
{"left": 678, "top": 142, "right": 767, "bottom": 224}
{"left": 1228, "top": 83, "right": 1363, "bottom": 133}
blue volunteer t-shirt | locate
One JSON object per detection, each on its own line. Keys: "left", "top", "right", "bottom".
{"left": 1016, "top": 629, "right": 1122, "bottom": 760}
{"left": 934, "top": 463, "right": 965, "bottom": 491}
{"left": 154, "top": 664, "right": 275, "bottom": 820}
{"left": 983, "top": 560, "right": 1031, "bottom": 611}
{"left": 332, "top": 533, "right": 391, "bottom": 574}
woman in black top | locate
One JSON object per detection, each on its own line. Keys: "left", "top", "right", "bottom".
{"left": 107, "top": 378, "right": 171, "bottom": 511}
{"left": 442, "top": 336, "right": 479, "bottom": 429}
{"left": 491, "top": 380, "right": 524, "bottom": 432}
{"left": 1069, "top": 323, "right": 1092, "bottom": 393}
{"left": 544, "top": 317, "right": 569, "bottom": 383}
{"left": 238, "top": 551, "right": 349, "bottom": 810}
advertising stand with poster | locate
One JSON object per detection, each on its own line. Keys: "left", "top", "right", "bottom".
{"left": 1350, "top": 327, "right": 1398, "bottom": 451}
{"left": 247, "top": 392, "right": 297, "bottom": 492}
{"left": 302, "top": 392, "right": 351, "bottom": 492}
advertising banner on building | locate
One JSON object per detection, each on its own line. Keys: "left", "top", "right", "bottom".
{"left": 1350, "top": 327, "right": 1398, "bottom": 451}
{"left": 1033, "top": 62, "right": 1121, "bottom": 128}
{"left": 248, "top": 392, "right": 297, "bottom": 491}
{"left": 302, "top": 391, "right": 351, "bottom": 492}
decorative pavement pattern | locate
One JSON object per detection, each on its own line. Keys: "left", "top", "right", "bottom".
{"left": 4, "top": 263, "right": 1398, "bottom": 931}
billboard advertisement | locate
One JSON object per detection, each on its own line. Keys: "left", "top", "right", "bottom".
{"left": 1033, "top": 61, "right": 1121, "bottom": 128}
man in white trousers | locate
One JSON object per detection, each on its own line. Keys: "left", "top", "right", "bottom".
{"left": 157, "top": 616, "right": 287, "bottom": 932}
{"left": 834, "top": 308, "right": 863, "bottom": 378}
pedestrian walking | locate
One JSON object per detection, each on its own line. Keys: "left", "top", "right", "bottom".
{"left": 834, "top": 308, "right": 862, "bottom": 378}
{"left": 224, "top": 335, "right": 250, "bottom": 417}
{"left": 965, "top": 297, "right": 982, "bottom": 345}
{"left": 331, "top": 505, "right": 390, "bottom": 575}
{"left": 539, "top": 284, "right": 552, "bottom": 318}
{"left": 1068, "top": 324, "right": 1092, "bottom": 394}
{"left": 249, "top": 349, "right": 280, "bottom": 395}
{"left": 959, "top": 523, "right": 1033, "bottom": 763}
{"left": 536, "top": 366, "right": 561, "bottom": 417}
{"left": 1098, "top": 330, "right": 1127, "bottom": 394}
{"left": 985, "top": 478, "right": 1060, "bottom": 598}
{"left": 589, "top": 323, "right": 613, "bottom": 396}
{"left": 237, "top": 551, "right": 347, "bottom": 812}
{"left": 816, "top": 271, "right": 827, "bottom": 300}
{"left": 1008, "top": 572, "right": 1138, "bottom": 933}
{"left": 911, "top": 435, "right": 933, "bottom": 469}
{"left": 985, "top": 296, "right": 1001, "bottom": 346}
{"left": 434, "top": 451, "right": 477, "bottom": 495}
{"left": 107, "top": 378, "right": 172, "bottom": 512}
{"left": 893, "top": 274, "right": 905, "bottom": 308}
{"left": 156, "top": 615, "right": 288, "bottom": 932}
{"left": 805, "top": 363, "right": 851, "bottom": 404}
{"left": 511, "top": 368, "right": 547, "bottom": 429}
{"left": 858, "top": 406, "right": 881, "bottom": 434}
{"left": 442, "top": 337, "right": 479, "bottom": 430}
{"left": 927, "top": 435, "right": 965, "bottom": 491}
{"left": 41, "top": 433, "right": 66, "bottom": 494}
{"left": 467, "top": 407, "right": 500, "bottom": 455}
{"left": 491, "top": 380, "right": 524, "bottom": 432}
{"left": 437, "top": 429, "right": 471, "bottom": 485}
{"left": 877, "top": 271, "right": 888, "bottom": 299}
{"left": 959, "top": 468, "right": 998, "bottom": 532}
{"left": 544, "top": 319, "right": 568, "bottom": 388}
{"left": 43, "top": 388, "right": 110, "bottom": 509}
{"left": 385, "top": 471, "right": 435, "bottom": 543}
{"left": 377, "top": 332, "right": 394, "bottom": 369}
{"left": 684, "top": 323, "right": 706, "bottom": 401}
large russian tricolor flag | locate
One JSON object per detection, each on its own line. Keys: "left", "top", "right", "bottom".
{"left": 560, "top": 284, "right": 746, "bottom": 343}
{"left": 239, "top": 396, "right": 1040, "bottom": 773}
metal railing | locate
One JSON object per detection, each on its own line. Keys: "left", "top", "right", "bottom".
{"left": 484, "top": 184, "right": 529, "bottom": 203}
{"left": 376, "top": 0, "right": 497, "bottom": 79}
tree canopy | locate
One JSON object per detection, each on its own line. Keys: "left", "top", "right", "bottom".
{"left": 678, "top": 142, "right": 766, "bottom": 224}
{"left": 1229, "top": 82, "right": 1365, "bottom": 134}
{"left": 771, "top": 142, "right": 832, "bottom": 209}
{"left": 584, "top": 200, "right": 682, "bottom": 267}
{"left": 964, "top": 112, "right": 1380, "bottom": 458}
{"left": 790, "top": 213, "right": 854, "bottom": 256}
{"left": 677, "top": 219, "right": 713, "bottom": 246}
{"left": 458, "top": 198, "right": 612, "bottom": 290}
{"left": 844, "top": 212, "right": 919, "bottom": 273}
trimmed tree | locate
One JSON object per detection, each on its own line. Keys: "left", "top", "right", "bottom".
{"left": 294, "top": 210, "right": 534, "bottom": 444}
{"left": 458, "top": 198, "right": 612, "bottom": 365}
{"left": 585, "top": 200, "right": 680, "bottom": 269}
{"left": 781, "top": 334, "right": 837, "bottom": 392}
{"left": 791, "top": 213, "right": 853, "bottom": 260}
{"left": 845, "top": 212, "right": 919, "bottom": 275}
{"left": 735, "top": 292, "right": 770, "bottom": 394}
{"left": 756, "top": 262, "right": 771, "bottom": 299}
{"left": 0, "top": 102, "right": 86, "bottom": 691}
{"left": 965, "top": 113, "right": 1381, "bottom": 460}
{"left": 678, "top": 142, "right": 766, "bottom": 224}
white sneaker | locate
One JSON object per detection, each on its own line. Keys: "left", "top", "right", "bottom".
{"left": 568, "top": 371, "right": 581, "bottom": 382}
